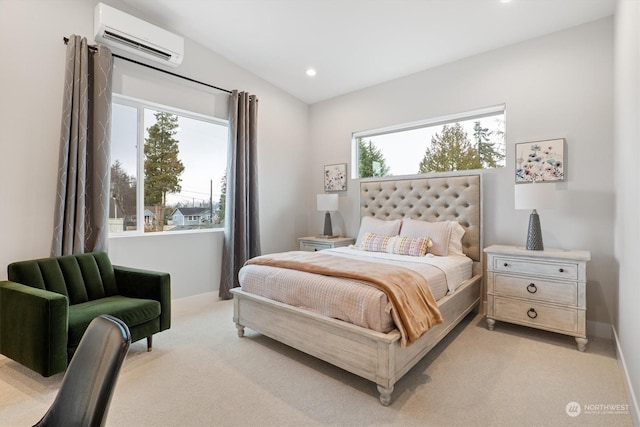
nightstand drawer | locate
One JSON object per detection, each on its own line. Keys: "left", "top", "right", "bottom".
{"left": 300, "top": 242, "right": 329, "bottom": 252}
{"left": 494, "top": 274, "right": 577, "bottom": 306}
{"left": 494, "top": 296, "right": 578, "bottom": 334}
{"left": 493, "top": 257, "right": 578, "bottom": 280}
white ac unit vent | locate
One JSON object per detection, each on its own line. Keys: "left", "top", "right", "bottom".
{"left": 94, "top": 3, "right": 184, "bottom": 67}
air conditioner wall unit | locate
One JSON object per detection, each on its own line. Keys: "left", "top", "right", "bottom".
{"left": 94, "top": 2, "right": 184, "bottom": 67}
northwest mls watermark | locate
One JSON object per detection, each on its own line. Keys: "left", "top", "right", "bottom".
{"left": 566, "top": 401, "right": 630, "bottom": 417}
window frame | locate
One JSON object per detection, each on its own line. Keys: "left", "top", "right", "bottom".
{"left": 351, "top": 104, "right": 506, "bottom": 179}
{"left": 111, "top": 94, "right": 229, "bottom": 236}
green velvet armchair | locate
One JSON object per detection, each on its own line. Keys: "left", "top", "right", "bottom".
{"left": 0, "top": 252, "right": 171, "bottom": 376}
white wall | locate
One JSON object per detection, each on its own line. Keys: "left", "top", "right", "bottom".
{"left": 108, "top": 230, "right": 222, "bottom": 299}
{"left": 0, "top": 0, "right": 310, "bottom": 298}
{"left": 614, "top": 0, "right": 640, "bottom": 423}
{"left": 309, "top": 18, "right": 615, "bottom": 334}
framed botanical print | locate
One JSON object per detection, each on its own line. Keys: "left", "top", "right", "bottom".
{"left": 324, "top": 163, "right": 347, "bottom": 192}
{"left": 515, "top": 138, "right": 565, "bottom": 183}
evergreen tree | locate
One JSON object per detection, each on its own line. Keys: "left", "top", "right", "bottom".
{"left": 473, "top": 121, "right": 505, "bottom": 168}
{"left": 144, "top": 112, "right": 185, "bottom": 205}
{"left": 144, "top": 112, "right": 185, "bottom": 230}
{"left": 418, "top": 123, "right": 481, "bottom": 173}
{"left": 358, "top": 138, "right": 390, "bottom": 177}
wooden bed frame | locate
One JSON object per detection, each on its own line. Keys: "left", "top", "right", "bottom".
{"left": 231, "top": 173, "right": 482, "bottom": 405}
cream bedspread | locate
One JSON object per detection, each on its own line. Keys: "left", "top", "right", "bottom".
{"left": 240, "top": 264, "right": 400, "bottom": 333}
{"left": 243, "top": 251, "right": 444, "bottom": 346}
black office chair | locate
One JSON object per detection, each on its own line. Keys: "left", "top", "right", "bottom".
{"left": 34, "top": 314, "right": 131, "bottom": 427}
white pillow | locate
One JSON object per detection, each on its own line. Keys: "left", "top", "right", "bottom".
{"left": 448, "top": 221, "right": 466, "bottom": 256}
{"left": 355, "top": 217, "right": 401, "bottom": 246}
{"left": 400, "top": 218, "right": 451, "bottom": 256}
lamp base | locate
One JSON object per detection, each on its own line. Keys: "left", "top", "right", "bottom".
{"left": 526, "top": 209, "right": 544, "bottom": 251}
{"left": 323, "top": 211, "right": 333, "bottom": 237}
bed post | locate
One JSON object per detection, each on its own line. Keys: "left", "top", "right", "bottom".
{"left": 377, "top": 385, "right": 393, "bottom": 406}
{"left": 233, "top": 295, "right": 245, "bottom": 337}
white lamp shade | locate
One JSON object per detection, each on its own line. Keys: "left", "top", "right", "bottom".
{"left": 514, "top": 183, "right": 555, "bottom": 210}
{"left": 317, "top": 193, "right": 339, "bottom": 212}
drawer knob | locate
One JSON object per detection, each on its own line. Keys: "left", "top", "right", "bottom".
{"left": 559, "top": 268, "right": 564, "bottom": 273}
{"left": 527, "top": 308, "right": 538, "bottom": 319}
{"left": 527, "top": 283, "right": 538, "bottom": 294}
{"left": 503, "top": 263, "right": 508, "bottom": 267}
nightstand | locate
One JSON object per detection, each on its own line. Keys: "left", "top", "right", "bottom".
{"left": 298, "top": 236, "right": 355, "bottom": 252}
{"left": 484, "top": 245, "right": 591, "bottom": 351}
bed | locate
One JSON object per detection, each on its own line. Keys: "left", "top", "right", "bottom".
{"left": 231, "top": 173, "right": 482, "bottom": 405}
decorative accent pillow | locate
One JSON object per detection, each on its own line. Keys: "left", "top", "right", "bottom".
{"left": 358, "top": 232, "right": 394, "bottom": 253}
{"left": 358, "top": 232, "right": 432, "bottom": 257}
{"left": 399, "top": 218, "right": 451, "bottom": 256}
{"left": 355, "top": 217, "right": 402, "bottom": 246}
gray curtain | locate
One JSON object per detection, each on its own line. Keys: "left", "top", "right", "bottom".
{"left": 51, "top": 35, "right": 113, "bottom": 256}
{"left": 219, "top": 91, "right": 261, "bottom": 299}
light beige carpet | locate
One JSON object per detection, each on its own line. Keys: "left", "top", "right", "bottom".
{"left": 0, "top": 292, "right": 633, "bottom": 426}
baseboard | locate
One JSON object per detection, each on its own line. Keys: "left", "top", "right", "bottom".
{"left": 613, "top": 326, "right": 640, "bottom": 426}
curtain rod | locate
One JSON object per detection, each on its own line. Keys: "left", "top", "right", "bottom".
{"left": 62, "top": 37, "right": 233, "bottom": 95}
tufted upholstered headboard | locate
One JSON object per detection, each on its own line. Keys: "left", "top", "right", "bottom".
{"left": 359, "top": 174, "right": 482, "bottom": 263}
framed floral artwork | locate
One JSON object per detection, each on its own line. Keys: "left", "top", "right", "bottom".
{"left": 324, "top": 163, "right": 347, "bottom": 192}
{"left": 515, "top": 138, "right": 565, "bottom": 183}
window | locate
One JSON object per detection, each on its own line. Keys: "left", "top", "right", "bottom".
{"left": 110, "top": 96, "right": 229, "bottom": 233}
{"left": 353, "top": 106, "right": 505, "bottom": 178}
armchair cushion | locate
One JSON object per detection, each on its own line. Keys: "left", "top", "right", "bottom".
{"left": 68, "top": 296, "right": 161, "bottom": 350}
{"left": 0, "top": 252, "right": 170, "bottom": 376}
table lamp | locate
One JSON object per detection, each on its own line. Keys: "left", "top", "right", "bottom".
{"left": 514, "top": 183, "right": 555, "bottom": 250}
{"left": 317, "top": 194, "right": 339, "bottom": 238}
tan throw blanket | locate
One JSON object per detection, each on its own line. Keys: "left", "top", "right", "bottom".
{"left": 244, "top": 251, "right": 443, "bottom": 346}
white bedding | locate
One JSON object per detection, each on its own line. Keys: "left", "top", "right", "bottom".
{"left": 238, "top": 248, "right": 472, "bottom": 334}
{"left": 327, "top": 246, "right": 473, "bottom": 294}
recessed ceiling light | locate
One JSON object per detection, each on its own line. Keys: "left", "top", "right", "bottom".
{"left": 500, "top": 0, "right": 512, "bottom": 3}
{"left": 306, "top": 68, "right": 317, "bottom": 77}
